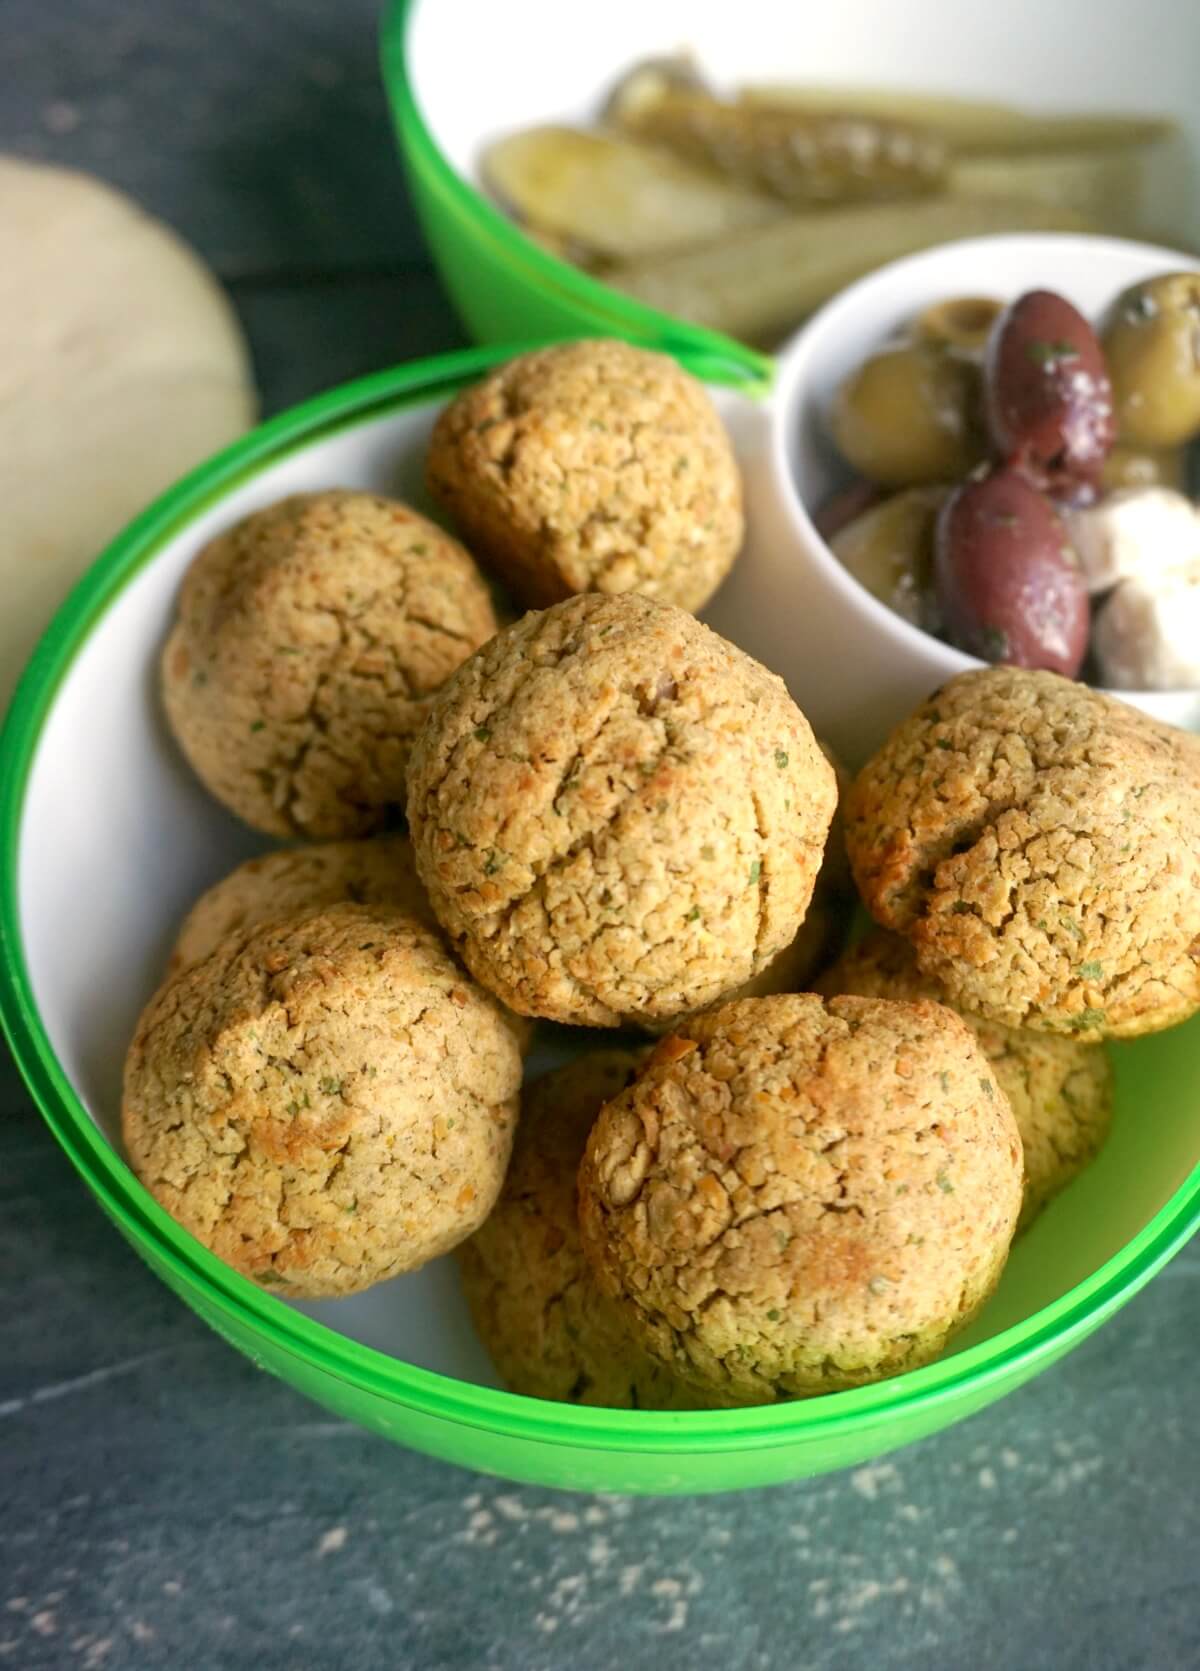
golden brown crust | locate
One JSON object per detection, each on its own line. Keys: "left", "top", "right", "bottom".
{"left": 406, "top": 593, "right": 838, "bottom": 1027}
{"left": 162, "top": 491, "right": 498, "bottom": 839}
{"left": 577, "top": 993, "right": 1022, "bottom": 1403}
{"left": 169, "top": 837, "right": 431, "bottom": 973}
{"left": 638, "top": 739, "right": 854, "bottom": 1032}
{"left": 457, "top": 1050, "right": 714, "bottom": 1409}
{"left": 844, "top": 667, "right": 1200, "bottom": 1038}
{"left": 425, "top": 340, "right": 743, "bottom": 613}
{"left": 168, "top": 838, "right": 534, "bottom": 1053}
{"left": 817, "top": 929, "right": 1112, "bottom": 1232}
{"left": 122, "top": 902, "right": 522, "bottom": 1298}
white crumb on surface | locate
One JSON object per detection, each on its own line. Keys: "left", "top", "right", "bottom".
{"left": 850, "top": 1462, "right": 899, "bottom": 1500}
{"left": 314, "top": 1526, "right": 348, "bottom": 1559}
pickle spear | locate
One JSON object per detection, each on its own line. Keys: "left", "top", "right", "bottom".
{"left": 608, "top": 72, "right": 947, "bottom": 204}
{"left": 738, "top": 84, "right": 1173, "bottom": 158}
{"left": 608, "top": 196, "right": 1097, "bottom": 343}
{"left": 481, "top": 125, "right": 781, "bottom": 262}
{"left": 948, "top": 148, "right": 1149, "bottom": 235}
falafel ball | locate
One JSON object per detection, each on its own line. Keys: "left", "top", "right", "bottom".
{"left": 457, "top": 1050, "right": 713, "bottom": 1409}
{"left": 168, "top": 836, "right": 431, "bottom": 973}
{"left": 844, "top": 667, "right": 1200, "bottom": 1038}
{"left": 406, "top": 593, "right": 838, "bottom": 1028}
{"left": 162, "top": 491, "right": 499, "bottom": 840}
{"left": 167, "top": 838, "right": 534, "bottom": 1053}
{"left": 123, "top": 901, "right": 522, "bottom": 1298}
{"left": 818, "top": 928, "right": 1112, "bottom": 1231}
{"left": 639, "top": 739, "right": 853, "bottom": 1031}
{"left": 425, "top": 340, "right": 743, "bottom": 613}
{"left": 578, "top": 993, "right": 1022, "bottom": 1403}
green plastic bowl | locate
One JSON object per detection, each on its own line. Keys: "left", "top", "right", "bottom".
{"left": 381, "top": 0, "right": 1200, "bottom": 363}
{"left": 379, "top": 0, "right": 770, "bottom": 385}
{"left": 4, "top": 341, "right": 1200, "bottom": 1495}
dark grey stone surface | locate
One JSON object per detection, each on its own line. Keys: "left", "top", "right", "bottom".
{"left": 2, "top": 3, "right": 1198, "bottom": 1667}
{"left": 3, "top": 0, "right": 422, "bottom": 278}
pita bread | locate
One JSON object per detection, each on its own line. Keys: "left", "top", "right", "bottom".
{"left": 0, "top": 157, "right": 255, "bottom": 704}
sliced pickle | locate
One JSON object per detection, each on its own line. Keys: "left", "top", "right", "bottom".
{"left": 738, "top": 84, "right": 1173, "bottom": 157}
{"left": 481, "top": 125, "right": 780, "bottom": 262}
{"left": 601, "top": 54, "right": 709, "bottom": 110}
{"left": 608, "top": 75, "right": 946, "bottom": 204}
{"left": 608, "top": 195, "right": 1097, "bottom": 343}
{"left": 948, "top": 148, "right": 1148, "bottom": 234}
{"left": 517, "top": 220, "right": 606, "bottom": 269}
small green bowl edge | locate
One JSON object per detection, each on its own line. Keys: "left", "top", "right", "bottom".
{"left": 377, "top": 0, "right": 775, "bottom": 394}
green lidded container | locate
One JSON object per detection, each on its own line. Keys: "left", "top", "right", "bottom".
{"left": 4, "top": 342, "right": 1200, "bottom": 1496}
{"left": 379, "top": 0, "right": 1200, "bottom": 381}
{"left": 6, "top": 0, "right": 1200, "bottom": 1493}
{"left": 378, "top": 0, "right": 774, "bottom": 392}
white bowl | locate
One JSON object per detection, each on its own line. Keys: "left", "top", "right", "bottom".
{"left": 745, "top": 233, "right": 1200, "bottom": 766}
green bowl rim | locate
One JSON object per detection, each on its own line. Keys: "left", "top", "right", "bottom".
{"left": 3, "top": 342, "right": 1199, "bottom": 1458}
{"left": 378, "top": 0, "right": 776, "bottom": 395}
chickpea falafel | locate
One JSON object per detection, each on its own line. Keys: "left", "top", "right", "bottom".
{"left": 168, "top": 836, "right": 431, "bottom": 973}
{"left": 406, "top": 593, "right": 838, "bottom": 1028}
{"left": 162, "top": 491, "right": 499, "bottom": 839}
{"left": 425, "top": 340, "right": 743, "bottom": 612}
{"left": 818, "top": 928, "right": 1112, "bottom": 1231}
{"left": 578, "top": 993, "right": 1022, "bottom": 1403}
{"left": 844, "top": 667, "right": 1200, "bottom": 1039}
{"left": 457, "top": 1050, "right": 712, "bottom": 1409}
{"left": 123, "top": 902, "right": 523, "bottom": 1298}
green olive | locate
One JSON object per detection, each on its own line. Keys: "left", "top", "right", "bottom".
{"left": 1102, "top": 271, "right": 1200, "bottom": 448}
{"left": 1098, "top": 442, "right": 1186, "bottom": 493}
{"left": 830, "top": 340, "right": 986, "bottom": 487}
{"left": 914, "top": 295, "right": 1004, "bottom": 358}
{"left": 829, "top": 485, "right": 948, "bottom": 629}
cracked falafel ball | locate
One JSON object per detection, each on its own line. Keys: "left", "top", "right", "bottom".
{"left": 732, "top": 738, "right": 854, "bottom": 996}
{"left": 639, "top": 739, "right": 853, "bottom": 1032}
{"left": 457, "top": 1049, "right": 714, "bottom": 1409}
{"left": 844, "top": 667, "right": 1200, "bottom": 1039}
{"left": 168, "top": 836, "right": 432, "bottom": 973}
{"left": 425, "top": 340, "right": 743, "bottom": 613}
{"left": 817, "top": 928, "right": 1112, "bottom": 1232}
{"left": 167, "top": 836, "right": 534, "bottom": 1052}
{"left": 122, "top": 901, "right": 523, "bottom": 1299}
{"left": 405, "top": 593, "right": 838, "bottom": 1028}
{"left": 578, "top": 993, "right": 1023, "bottom": 1403}
{"left": 162, "top": 491, "right": 499, "bottom": 840}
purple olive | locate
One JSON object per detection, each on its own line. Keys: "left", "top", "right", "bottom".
{"left": 985, "top": 289, "right": 1115, "bottom": 487}
{"left": 934, "top": 470, "right": 1089, "bottom": 677}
